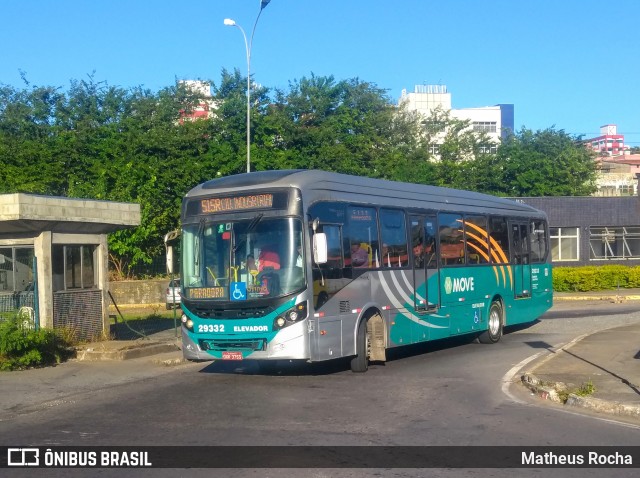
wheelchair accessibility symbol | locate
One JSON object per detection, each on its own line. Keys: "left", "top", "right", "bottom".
{"left": 231, "top": 282, "right": 247, "bottom": 301}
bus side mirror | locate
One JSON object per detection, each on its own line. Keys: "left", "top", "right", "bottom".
{"left": 313, "top": 233, "right": 328, "bottom": 264}
{"left": 164, "top": 229, "right": 180, "bottom": 275}
{"left": 166, "top": 245, "right": 175, "bottom": 274}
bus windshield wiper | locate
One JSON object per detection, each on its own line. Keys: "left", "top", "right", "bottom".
{"left": 233, "top": 214, "right": 263, "bottom": 253}
{"left": 194, "top": 218, "right": 206, "bottom": 268}
{"left": 247, "top": 213, "right": 263, "bottom": 232}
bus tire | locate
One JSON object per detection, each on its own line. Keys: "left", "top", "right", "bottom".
{"left": 479, "top": 300, "right": 503, "bottom": 344}
{"left": 350, "top": 319, "right": 369, "bottom": 373}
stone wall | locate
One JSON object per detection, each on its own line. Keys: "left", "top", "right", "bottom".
{"left": 108, "top": 279, "right": 168, "bottom": 306}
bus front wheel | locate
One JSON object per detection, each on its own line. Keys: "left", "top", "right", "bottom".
{"left": 479, "top": 301, "right": 503, "bottom": 344}
{"left": 350, "top": 319, "right": 369, "bottom": 373}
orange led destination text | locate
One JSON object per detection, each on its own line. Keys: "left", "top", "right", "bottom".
{"left": 201, "top": 194, "right": 273, "bottom": 214}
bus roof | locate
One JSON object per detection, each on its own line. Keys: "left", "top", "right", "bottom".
{"left": 186, "top": 169, "right": 544, "bottom": 218}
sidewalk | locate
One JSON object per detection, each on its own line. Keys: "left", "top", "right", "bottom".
{"left": 521, "top": 288, "right": 640, "bottom": 422}
{"left": 0, "top": 325, "right": 188, "bottom": 421}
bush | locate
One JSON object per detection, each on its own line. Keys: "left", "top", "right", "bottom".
{"left": 0, "top": 317, "right": 74, "bottom": 371}
{"left": 553, "top": 265, "right": 640, "bottom": 292}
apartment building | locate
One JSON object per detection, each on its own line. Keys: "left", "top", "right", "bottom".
{"left": 399, "top": 84, "right": 514, "bottom": 155}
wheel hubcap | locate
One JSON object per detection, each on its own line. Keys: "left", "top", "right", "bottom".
{"left": 489, "top": 308, "right": 500, "bottom": 336}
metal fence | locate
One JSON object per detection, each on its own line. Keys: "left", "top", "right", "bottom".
{"left": 0, "top": 291, "right": 35, "bottom": 318}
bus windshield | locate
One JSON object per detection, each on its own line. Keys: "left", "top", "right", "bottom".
{"left": 182, "top": 216, "right": 305, "bottom": 301}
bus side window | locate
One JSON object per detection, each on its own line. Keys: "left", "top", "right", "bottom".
{"left": 322, "top": 226, "right": 343, "bottom": 269}
{"left": 489, "top": 217, "right": 510, "bottom": 263}
{"left": 530, "top": 219, "right": 548, "bottom": 263}
{"left": 410, "top": 218, "right": 425, "bottom": 268}
{"left": 346, "top": 206, "right": 378, "bottom": 272}
{"left": 439, "top": 213, "right": 465, "bottom": 266}
{"left": 380, "top": 209, "right": 408, "bottom": 268}
{"left": 424, "top": 218, "right": 437, "bottom": 269}
{"left": 464, "top": 215, "right": 489, "bottom": 265}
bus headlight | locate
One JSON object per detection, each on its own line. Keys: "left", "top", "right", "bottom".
{"left": 273, "top": 302, "right": 308, "bottom": 330}
{"left": 181, "top": 314, "right": 194, "bottom": 331}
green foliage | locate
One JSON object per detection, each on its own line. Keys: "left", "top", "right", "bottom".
{"left": 552, "top": 265, "right": 640, "bottom": 292}
{"left": 0, "top": 317, "right": 73, "bottom": 371}
{"left": 1, "top": 72, "right": 601, "bottom": 273}
{"left": 575, "top": 379, "right": 597, "bottom": 397}
{"left": 496, "top": 127, "right": 598, "bottom": 197}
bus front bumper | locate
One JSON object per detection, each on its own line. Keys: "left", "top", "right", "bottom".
{"left": 181, "top": 321, "right": 309, "bottom": 362}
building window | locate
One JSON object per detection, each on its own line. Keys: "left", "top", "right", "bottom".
{"left": 428, "top": 144, "right": 440, "bottom": 155}
{"left": 472, "top": 121, "right": 497, "bottom": 133}
{"left": 0, "top": 247, "right": 35, "bottom": 292}
{"left": 589, "top": 226, "right": 640, "bottom": 260}
{"left": 619, "top": 185, "right": 634, "bottom": 196}
{"left": 550, "top": 227, "right": 579, "bottom": 261}
{"left": 52, "top": 245, "right": 97, "bottom": 291}
{"left": 479, "top": 144, "right": 497, "bottom": 154}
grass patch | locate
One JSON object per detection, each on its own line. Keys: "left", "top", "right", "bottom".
{"left": 109, "top": 307, "right": 179, "bottom": 324}
{"left": 109, "top": 309, "right": 180, "bottom": 340}
{"left": 557, "top": 379, "right": 597, "bottom": 403}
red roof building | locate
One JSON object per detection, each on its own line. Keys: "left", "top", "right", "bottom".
{"left": 585, "top": 124, "right": 629, "bottom": 157}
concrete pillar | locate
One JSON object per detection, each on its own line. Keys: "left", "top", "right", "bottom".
{"left": 33, "top": 231, "right": 53, "bottom": 329}
{"left": 97, "top": 234, "right": 110, "bottom": 337}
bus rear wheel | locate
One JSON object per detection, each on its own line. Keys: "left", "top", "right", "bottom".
{"left": 350, "top": 319, "right": 369, "bottom": 373}
{"left": 479, "top": 301, "right": 503, "bottom": 344}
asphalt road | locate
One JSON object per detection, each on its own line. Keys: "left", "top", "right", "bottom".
{"left": 2, "top": 300, "right": 640, "bottom": 477}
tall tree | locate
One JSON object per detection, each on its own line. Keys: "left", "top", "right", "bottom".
{"left": 496, "top": 127, "right": 598, "bottom": 196}
{"left": 262, "top": 74, "right": 419, "bottom": 178}
{"left": 0, "top": 73, "right": 603, "bottom": 275}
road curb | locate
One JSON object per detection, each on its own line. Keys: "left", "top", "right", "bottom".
{"left": 565, "top": 394, "right": 640, "bottom": 419}
{"left": 521, "top": 373, "right": 564, "bottom": 403}
{"left": 75, "top": 342, "right": 180, "bottom": 361}
{"left": 521, "top": 373, "right": 640, "bottom": 420}
{"left": 554, "top": 295, "right": 640, "bottom": 301}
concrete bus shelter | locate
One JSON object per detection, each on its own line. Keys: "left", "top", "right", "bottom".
{"left": 0, "top": 193, "right": 140, "bottom": 340}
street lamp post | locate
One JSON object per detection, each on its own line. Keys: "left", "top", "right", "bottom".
{"left": 224, "top": 0, "right": 271, "bottom": 174}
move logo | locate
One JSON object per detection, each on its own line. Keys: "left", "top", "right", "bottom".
{"left": 444, "top": 277, "right": 453, "bottom": 294}
{"left": 444, "top": 276, "right": 475, "bottom": 294}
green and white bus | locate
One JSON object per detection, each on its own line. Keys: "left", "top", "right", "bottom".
{"left": 178, "top": 170, "right": 552, "bottom": 372}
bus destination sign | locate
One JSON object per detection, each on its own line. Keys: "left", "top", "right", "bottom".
{"left": 200, "top": 194, "right": 274, "bottom": 214}
{"left": 187, "top": 287, "right": 226, "bottom": 299}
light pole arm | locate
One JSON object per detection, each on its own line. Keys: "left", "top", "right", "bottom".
{"left": 233, "top": 24, "right": 251, "bottom": 174}
{"left": 224, "top": 0, "right": 270, "bottom": 174}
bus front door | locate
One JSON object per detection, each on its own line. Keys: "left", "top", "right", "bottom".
{"left": 511, "top": 221, "right": 532, "bottom": 299}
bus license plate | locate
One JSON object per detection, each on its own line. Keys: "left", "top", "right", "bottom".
{"left": 222, "top": 351, "right": 243, "bottom": 360}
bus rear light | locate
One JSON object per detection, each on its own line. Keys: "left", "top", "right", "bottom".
{"left": 381, "top": 305, "right": 390, "bottom": 310}
{"left": 351, "top": 308, "right": 361, "bottom": 314}
{"left": 320, "top": 330, "right": 327, "bottom": 335}
{"left": 314, "top": 312, "right": 325, "bottom": 318}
